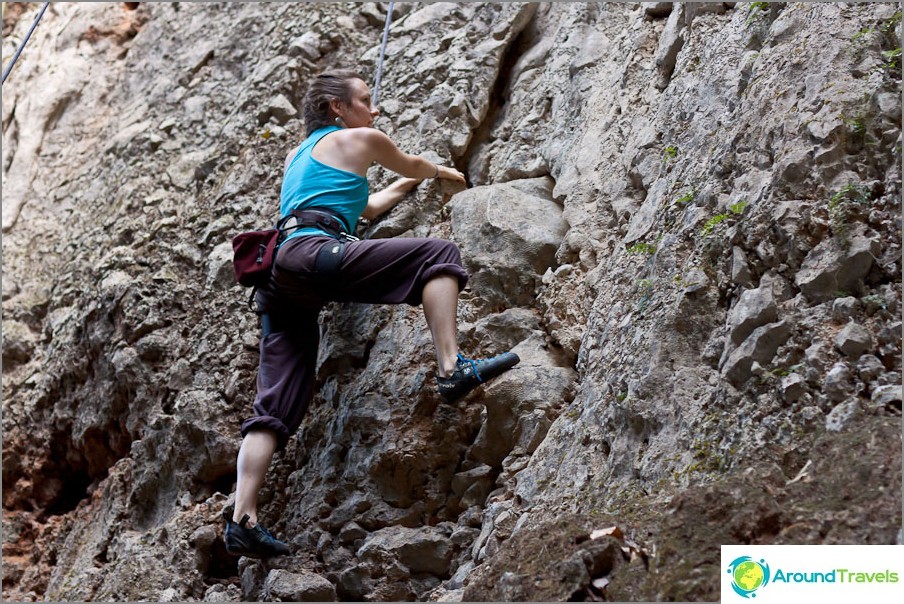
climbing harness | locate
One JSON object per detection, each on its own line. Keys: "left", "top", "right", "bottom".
{"left": 2, "top": 2, "right": 50, "bottom": 85}
{"left": 371, "top": 1, "right": 395, "bottom": 107}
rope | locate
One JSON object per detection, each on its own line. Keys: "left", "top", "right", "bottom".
{"left": 371, "top": 1, "right": 395, "bottom": 107}
{"left": 2, "top": 2, "right": 50, "bottom": 86}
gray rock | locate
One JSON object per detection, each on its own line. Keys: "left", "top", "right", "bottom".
{"left": 804, "top": 342, "right": 831, "bottom": 372}
{"left": 857, "top": 354, "right": 885, "bottom": 382}
{"left": 261, "top": 94, "right": 298, "bottom": 126}
{"left": 654, "top": 4, "right": 685, "bottom": 88}
{"left": 1, "top": 320, "right": 37, "bottom": 367}
{"left": 357, "top": 526, "right": 453, "bottom": 576}
{"left": 824, "top": 362, "right": 854, "bottom": 402}
{"left": 447, "top": 560, "right": 476, "bottom": 589}
{"left": 831, "top": 297, "right": 859, "bottom": 322}
{"left": 203, "top": 583, "right": 243, "bottom": 602}
{"left": 825, "top": 400, "right": 860, "bottom": 432}
{"left": 336, "top": 566, "right": 372, "bottom": 601}
{"left": 264, "top": 569, "right": 337, "bottom": 602}
{"left": 731, "top": 246, "right": 754, "bottom": 286}
{"left": 451, "top": 465, "right": 494, "bottom": 508}
{"left": 834, "top": 322, "right": 873, "bottom": 357}
{"left": 727, "top": 286, "right": 778, "bottom": 345}
{"left": 339, "top": 521, "right": 367, "bottom": 544}
{"left": 643, "top": 2, "right": 673, "bottom": 18}
{"left": 871, "top": 384, "right": 902, "bottom": 409}
{"left": 468, "top": 336, "right": 575, "bottom": 467}
{"left": 877, "top": 92, "right": 901, "bottom": 121}
{"left": 450, "top": 177, "right": 567, "bottom": 307}
{"left": 795, "top": 228, "right": 881, "bottom": 301}
{"left": 288, "top": 32, "right": 323, "bottom": 59}
{"left": 723, "top": 320, "right": 792, "bottom": 385}
{"left": 206, "top": 241, "right": 237, "bottom": 289}
{"left": 781, "top": 373, "right": 808, "bottom": 403}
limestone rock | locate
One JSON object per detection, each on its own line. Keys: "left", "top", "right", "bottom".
{"left": 259, "top": 94, "right": 298, "bottom": 126}
{"left": 264, "top": 569, "right": 336, "bottom": 602}
{"left": 357, "top": 526, "right": 453, "bottom": 577}
{"left": 0, "top": 3, "right": 900, "bottom": 603}
{"left": 824, "top": 362, "right": 855, "bottom": 402}
{"left": 795, "top": 227, "right": 881, "bottom": 301}
{"left": 825, "top": 400, "right": 860, "bottom": 432}
{"left": 834, "top": 322, "right": 873, "bottom": 357}
{"left": 723, "top": 320, "right": 792, "bottom": 385}
{"left": 450, "top": 177, "right": 567, "bottom": 307}
{"left": 727, "top": 286, "right": 778, "bottom": 345}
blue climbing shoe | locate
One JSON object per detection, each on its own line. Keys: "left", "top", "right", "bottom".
{"left": 436, "top": 352, "right": 520, "bottom": 403}
{"left": 225, "top": 513, "right": 291, "bottom": 559}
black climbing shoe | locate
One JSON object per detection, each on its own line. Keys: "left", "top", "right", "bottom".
{"left": 436, "top": 352, "right": 520, "bottom": 403}
{"left": 225, "top": 513, "right": 291, "bottom": 559}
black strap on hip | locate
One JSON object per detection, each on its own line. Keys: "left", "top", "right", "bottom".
{"left": 281, "top": 207, "right": 353, "bottom": 240}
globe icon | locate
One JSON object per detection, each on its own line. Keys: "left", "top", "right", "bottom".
{"left": 733, "top": 560, "right": 765, "bottom": 592}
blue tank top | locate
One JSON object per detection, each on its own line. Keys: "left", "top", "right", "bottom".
{"left": 280, "top": 125, "right": 369, "bottom": 241}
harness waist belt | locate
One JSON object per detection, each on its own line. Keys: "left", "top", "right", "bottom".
{"left": 283, "top": 208, "right": 351, "bottom": 238}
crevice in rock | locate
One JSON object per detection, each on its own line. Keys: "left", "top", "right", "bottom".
{"left": 456, "top": 12, "right": 538, "bottom": 184}
{"left": 42, "top": 464, "right": 93, "bottom": 518}
{"left": 206, "top": 539, "right": 240, "bottom": 580}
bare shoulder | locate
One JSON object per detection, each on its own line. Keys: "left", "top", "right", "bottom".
{"left": 337, "top": 127, "right": 394, "bottom": 150}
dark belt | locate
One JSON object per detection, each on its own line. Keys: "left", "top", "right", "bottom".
{"left": 281, "top": 208, "right": 353, "bottom": 239}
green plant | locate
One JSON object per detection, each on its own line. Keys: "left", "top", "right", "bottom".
{"left": 852, "top": 27, "right": 874, "bottom": 42}
{"left": 701, "top": 213, "right": 729, "bottom": 236}
{"left": 627, "top": 242, "right": 657, "bottom": 255}
{"left": 700, "top": 202, "right": 747, "bottom": 237}
{"left": 881, "top": 47, "right": 902, "bottom": 70}
{"left": 663, "top": 146, "right": 678, "bottom": 162}
{"left": 881, "top": 9, "right": 902, "bottom": 34}
{"left": 728, "top": 201, "right": 748, "bottom": 214}
{"left": 861, "top": 294, "right": 888, "bottom": 310}
{"left": 843, "top": 114, "right": 867, "bottom": 136}
{"left": 673, "top": 190, "right": 695, "bottom": 206}
{"left": 635, "top": 278, "right": 655, "bottom": 313}
{"left": 746, "top": 2, "right": 769, "bottom": 24}
{"left": 828, "top": 183, "right": 870, "bottom": 245}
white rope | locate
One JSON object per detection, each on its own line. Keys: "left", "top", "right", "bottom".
{"left": 371, "top": 1, "right": 395, "bottom": 107}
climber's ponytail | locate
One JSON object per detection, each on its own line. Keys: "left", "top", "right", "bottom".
{"left": 303, "top": 69, "right": 364, "bottom": 136}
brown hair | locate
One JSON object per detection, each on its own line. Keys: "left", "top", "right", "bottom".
{"left": 303, "top": 69, "right": 364, "bottom": 136}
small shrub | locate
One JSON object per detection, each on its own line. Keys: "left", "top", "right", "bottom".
{"left": 728, "top": 201, "right": 748, "bottom": 215}
{"left": 627, "top": 242, "right": 657, "bottom": 255}
{"left": 674, "top": 190, "right": 695, "bottom": 206}
{"left": 828, "top": 184, "right": 870, "bottom": 245}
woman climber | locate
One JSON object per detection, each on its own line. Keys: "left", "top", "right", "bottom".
{"left": 224, "top": 69, "right": 520, "bottom": 558}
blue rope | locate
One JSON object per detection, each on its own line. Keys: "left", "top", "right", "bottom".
{"left": 2, "top": 2, "right": 50, "bottom": 86}
{"left": 371, "top": 1, "right": 395, "bottom": 107}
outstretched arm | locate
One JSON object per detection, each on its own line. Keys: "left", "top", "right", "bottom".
{"left": 355, "top": 129, "right": 467, "bottom": 184}
{"left": 362, "top": 177, "right": 422, "bottom": 221}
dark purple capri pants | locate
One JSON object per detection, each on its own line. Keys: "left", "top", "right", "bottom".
{"left": 241, "top": 235, "right": 469, "bottom": 450}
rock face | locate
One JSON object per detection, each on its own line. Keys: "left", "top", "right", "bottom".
{"left": 1, "top": 2, "right": 900, "bottom": 603}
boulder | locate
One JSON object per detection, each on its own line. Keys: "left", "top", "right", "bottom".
{"left": 795, "top": 227, "right": 881, "bottom": 301}
{"left": 450, "top": 177, "right": 567, "bottom": 307}
{"left": 834, "top": 322, "right": 873, "bottom": 357}
{"left": 723, "top": 320, "right": 792, "bottom": 385}
{"left": 357, "top": 526, "right": 453, "bottom": 576}
{"left": 264, "top": 569, "right": 336, "bottom": 602}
